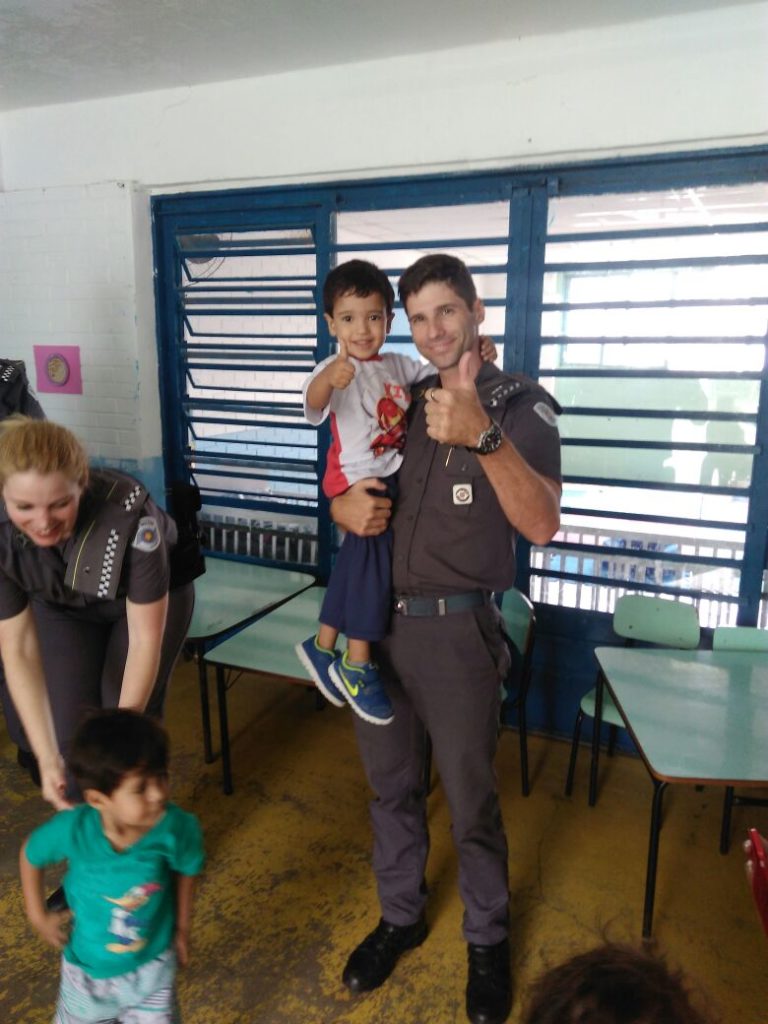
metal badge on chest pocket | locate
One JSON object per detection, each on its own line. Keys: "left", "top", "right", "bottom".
{"left": 444, "top": 449, "right": 484, "bottom": 509}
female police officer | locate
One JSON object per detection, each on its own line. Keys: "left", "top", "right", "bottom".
{"left": 0, "top": 416, "right": 195, "bottom": 809}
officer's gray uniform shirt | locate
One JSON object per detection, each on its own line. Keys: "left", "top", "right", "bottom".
{"left": 0, "top": 470, "right": 175, "bottom": 621}
{"left": 0, "top": 469, "right": 193, "bottom": 766}
{"left": 392, "top": 362, "right": 561, "bottom": 596}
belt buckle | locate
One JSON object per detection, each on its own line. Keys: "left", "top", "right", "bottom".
{"left": 395, "top": 598, "right": 407, "bottom": 616}
{"left": 437, "top": 597, "right": 447, "bottom": 616}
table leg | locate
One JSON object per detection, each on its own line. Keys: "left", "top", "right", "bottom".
{"left": 196, "top": 644, "right": 214, "bottom": 764}
{"left": 215, "top": 664, "right": 233, "bottom": 796}
{"left": 719, "top": 786, "right": 734, "bottom": 854}
{"left": 588, "top": 670, "right": 604, "bottom": 807}
{"left": 643, "top": 778, "right": 668, "bottom": 939}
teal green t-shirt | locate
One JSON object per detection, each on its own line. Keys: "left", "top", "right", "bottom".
{"left": 25, "top": 802, "right": 204, "bottom": 979}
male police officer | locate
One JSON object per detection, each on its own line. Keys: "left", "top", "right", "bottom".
{"left": 331, "top": 254, "right": 561, "bottom": 1024}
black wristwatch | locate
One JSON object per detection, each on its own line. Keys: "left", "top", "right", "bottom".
{"left": 465, "top": 419, "right": 503, "bottom": 456}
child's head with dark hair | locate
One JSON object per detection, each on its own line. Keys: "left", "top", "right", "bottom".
{"left": 322, "top": 260, "right": 395, "bottom": 317}
{"left": 68, "top": 709, "right": 169, "bottom": 796}
{"left": 522, "top": 944, "right": 712, "bottom": 1024}
{"left": 398, "top": 253, "right": 478, "bottom": 312}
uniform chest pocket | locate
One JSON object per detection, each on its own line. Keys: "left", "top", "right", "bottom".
{"left": 433, "top": 451, "right": 489, "bottom": 515}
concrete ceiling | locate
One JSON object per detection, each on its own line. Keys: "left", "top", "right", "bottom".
{"left": 0, "top": 0, "right": 752, "bottom": 113}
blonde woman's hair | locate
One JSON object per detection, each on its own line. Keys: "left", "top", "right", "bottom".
{"left": 0, "top": 416, "right": 89, "bottom": 489}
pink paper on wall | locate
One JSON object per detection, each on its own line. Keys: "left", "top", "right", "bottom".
{"left": 33, "top": 345, "right": 83, "bottom": 394}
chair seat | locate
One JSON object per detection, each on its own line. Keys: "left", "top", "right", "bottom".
{"left": 579, "top": 687, "right": 625, "bottom": 729}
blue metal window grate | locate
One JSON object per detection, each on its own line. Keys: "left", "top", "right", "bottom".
{"left": 153, "top": 146, "right": 768, "bottom": 625}
{"left": 535, "top": 182, "right": 768, "bottom": 624}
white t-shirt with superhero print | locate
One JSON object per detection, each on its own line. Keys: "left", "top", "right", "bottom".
{"left": 303, "top": 352, "right": 433, "bottom": 499}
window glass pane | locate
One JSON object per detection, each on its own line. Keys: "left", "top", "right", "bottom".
{"left": 562, "top": 483, "right": 749, "bottom": 525}
{"left": 543, "top": 374, "right": 761, "bottom": 413}
{"left": 543, "top": 264, "right": 768, "bottom": 304}
{"left": 176, "top": 224, "right": 321, "bottom": 535}
{"left": 541, "top": 304, "right": 768, "bottom": 338}
{"left": 541, "top": 341, "right": 765, "bottom": 373}
{"left": 337, "top": 203, "right": 510, "bottom": 243}
{"left": 558, "top": 513, "right": 744, "bottom": 547}
{"left": 559, "top": 414, "right": 756, "bottom": 446}
{"left": 547, "top": 184, "right": 768, "bottom": 234}
{"left": 542, "top": 179, "right": 767, "bottom": 622}
{"left": 563, "top": 445, "right": 752, "bottom": 487}
{"left": 760, "top": 571, "right": 768, "bottom": 627}
{"left": 336, "top": 202, "right": 511, "bottom": 354}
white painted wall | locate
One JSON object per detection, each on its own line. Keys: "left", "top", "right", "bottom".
{"left": 1, "top": 4, "right": 766, "bottom": 191}
{"left": 0, "top": 3, "right": 765, "bottom": 475}
{"left": 0, "top": 182, "right": 164, "bottom": 492}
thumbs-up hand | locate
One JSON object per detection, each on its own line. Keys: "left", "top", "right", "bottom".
{"left": 326, "top": 337, "right": 356, "bottom": 390}
{"left": 424, "top": 351, "right": 492, "bottom": 447}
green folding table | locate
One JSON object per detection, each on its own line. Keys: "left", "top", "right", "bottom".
{"left": 203, "top": 587, "right": 331, "bottom": 793}
{"left": 593, "top": 645, "right": 768, "bottom": 937}
{"left": 187, "top": 557, "right": 315, "bottom": 762}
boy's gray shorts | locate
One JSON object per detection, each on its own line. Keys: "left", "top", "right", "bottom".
{"left": 54, "top": 948, "right": 179, "bottom": 1024}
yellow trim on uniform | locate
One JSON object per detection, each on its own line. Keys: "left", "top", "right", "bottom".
{"left": 68, "top": 519, "right": 96, "bottom": 590}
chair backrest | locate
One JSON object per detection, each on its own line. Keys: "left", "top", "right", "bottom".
{"left": 500, "top": 588, "right": 535, "bottom": 657}
{"left": 612, "top": 595, "right": 700, "bottom": 649}
{"left": 499, "top": 589, "right": 535, "bottom": 707}
{"left": 713, "top": 626, "right": 768, "bottom": 652}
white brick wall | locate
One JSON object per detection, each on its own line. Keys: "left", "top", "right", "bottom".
{"left": 0, "top": 181, "right": 162, "bottom": 473}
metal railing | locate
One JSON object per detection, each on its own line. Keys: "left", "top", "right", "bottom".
{"left": 200, "top": 513, "right": 318, "bottom": 568}
{"left": 528, "top": 524, "right": 765, "bottom": 627}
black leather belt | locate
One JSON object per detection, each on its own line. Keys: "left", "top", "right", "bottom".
{"left": 393, "top": 591, "right": 488, "bottom": 617}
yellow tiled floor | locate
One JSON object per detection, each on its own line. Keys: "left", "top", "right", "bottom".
{"left": 1, "top": 659, "right": 766, "bottom": 1022}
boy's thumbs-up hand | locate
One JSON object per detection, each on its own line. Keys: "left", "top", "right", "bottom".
{"left": 424, "top": 351, "right": 492, "bottom": 447}
{"left": 327, "top": 337, "right": 356, "bottom": 390}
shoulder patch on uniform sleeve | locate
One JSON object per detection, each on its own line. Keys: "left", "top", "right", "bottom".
{"left": 132, "top": 516, "right": 161, "bottom": 552}
{"left": 533, "top": 401, "right": 558, "bottom": 427}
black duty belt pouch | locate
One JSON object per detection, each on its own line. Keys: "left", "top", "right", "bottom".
{"left": 167, "top": 480, "right": 206, "bottom": 588}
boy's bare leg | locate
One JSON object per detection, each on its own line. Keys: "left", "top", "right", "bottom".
{"left": 317, "top": 624, "right": 340, "bottom": 651}
{"left": 347, "top": 638, "right": 371, "bottom": 664}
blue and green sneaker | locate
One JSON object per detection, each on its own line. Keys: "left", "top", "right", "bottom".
{"left": 295, "top": 635, "right": 345, "bottom": 707}
{"left": 328, "top": 652, "right": 394, "bottom": 726}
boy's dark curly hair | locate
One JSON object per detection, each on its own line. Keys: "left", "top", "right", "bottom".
{"left": 68, "top": 708, "right": 169, "bottom": 795}
{"left": 522, "top": 944, "right": 713, "bottom": 1024}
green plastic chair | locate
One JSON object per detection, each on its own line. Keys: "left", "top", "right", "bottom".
{"left": 499, "top": 588, "right": 536, "bottom": 796}
{"left": 713, "top": 625, "right": 768, "bottom": 853}
{"left": 565, "top": 594, "right": 701, "bottom": 805}
{"left": 423, "top": 587, "right": 536, "bottom": 796}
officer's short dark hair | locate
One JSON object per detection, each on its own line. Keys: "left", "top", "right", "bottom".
{"left": 398, "top": 254, "right": 478, "bottom": 312}
{"left": 323, "top": 260, "right": 395, "bottom": 317}
{"left": 522, "top": 944, "right": 710, "bottom": 1024}
{"left": 68, "top": 709, "right": 169, "bottom": 796}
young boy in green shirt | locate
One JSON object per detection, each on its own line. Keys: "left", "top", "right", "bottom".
{"left": 20, "top": 709, "right": 205, "bottom": 1023}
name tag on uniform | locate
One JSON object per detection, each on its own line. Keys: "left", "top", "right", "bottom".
{"left": 453, "top": 483, "right": 473, "bottom": 505}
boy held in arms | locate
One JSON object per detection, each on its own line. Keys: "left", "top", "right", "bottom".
{"left": 296, "top": 259, "right": 495, "bottom": 725}
{"left": 20, "top": 709, "right": 205, "bottom": 1024}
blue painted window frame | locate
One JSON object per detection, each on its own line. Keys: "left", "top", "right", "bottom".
{"left": 152, "top": 143, "right": 768, "bottom": 629}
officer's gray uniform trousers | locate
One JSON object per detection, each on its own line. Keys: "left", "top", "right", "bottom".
{"left": 356, "top": 602, "right": 510, "bottom": 946}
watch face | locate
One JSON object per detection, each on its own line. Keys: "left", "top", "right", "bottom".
{"left": 467, "top": 421, "right": 502, "bottom": 454}
{"left": 478, "top": 422, "right": 502, "bottom": 454}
